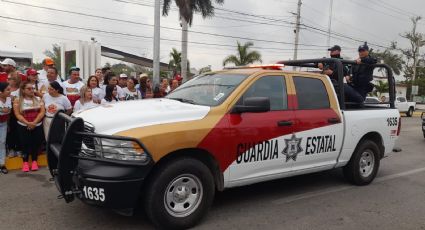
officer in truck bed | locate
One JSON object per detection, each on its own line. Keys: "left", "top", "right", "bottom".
{"left": 346, "top": 43, "right": 377, "bottom": 103}
{"left": 318, "top": 45, "right": 350, "bottom": 83}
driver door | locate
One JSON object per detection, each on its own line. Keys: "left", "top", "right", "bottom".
{"left": 227, "top": 75, "right": 295, "bottom": 185}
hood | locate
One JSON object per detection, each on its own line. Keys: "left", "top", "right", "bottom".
{"left": 73, "top": 98, "right": 211, "bottom": 135}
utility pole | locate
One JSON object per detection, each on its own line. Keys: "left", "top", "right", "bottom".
{"left": 293, "top": 0, "right": 302, "bottom": 63}
{"left": 411, "top": 39, "right": 419, "bottom": 100}
{"left": 153, "top": 0, "right": 160, "bottom": 86}
{"left": 181, "top": 18, "right": 188, "bottom": 83}
{"left": 326, "top": 0, "right": 334, "bottom": 55}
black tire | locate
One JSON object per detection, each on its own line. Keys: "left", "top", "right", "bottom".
{"left": 343, "top": 140, "right": 380, "bottom": 186}
{"left": 144, "top": 158, "right": 215, "bottom": 230}
{"left": 406, "top": 108, "right": 413, "bottom": 117}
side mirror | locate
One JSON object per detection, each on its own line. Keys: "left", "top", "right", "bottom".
{"left": 232, "top": 97, "right": 271, "bottom": 113}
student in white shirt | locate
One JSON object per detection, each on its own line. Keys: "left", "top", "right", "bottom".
{"left": 87, "top": 75, "right": 104, "bottom": 103}
{"left": 62, "top": 67, "right": 84, "bottom": 106}
{"left": 103, "top": 72, "right": 125, "bottom": 100}
{"left": 73, "top": 86, "right": 99, "bottom": 113}
{"left": 42, "top": 81, "right": 72, "bottom": 140}
{"left": 101, "top": 85, "right": 119, "bottom": 105}
{"left": 0, "top": 82, "right": 12, "bottom": 174}
{"left": 13, "top": 82, "right": 46, "bottom": 172}
{"left": 123, "top": 77, "right": 141, "bottom": 100}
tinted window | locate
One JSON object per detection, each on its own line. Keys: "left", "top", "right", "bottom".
{"left": 241, "top": 76, "right": 287, "bottom": 110}
{"left": 294, "top": 77, "right": 330, "bottom": 109}
{"left": 398, "top": 97, "right": 406, "bottom": 102}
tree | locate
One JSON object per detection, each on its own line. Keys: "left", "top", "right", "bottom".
{"left": 373, "top": 80, "right": 389, "bottom": 96}
{"left": 33, "top": 44, "right": 62, "bottom": 74}
{"left": 392, "top": 17, "right": 425, "bottom": 99}
{"left": 104, "top": 63, "right": 135, "bottom": 76}
{"left": 162, "top": 0, "right": 224, "bottom": 82}
{"left": 44, "top": 44, "right": 61, "bottom": 70}
{"left": 168, "top": 48, "right": 190, "bottom": 77}
{"left": 168, "top": 48, "right": 182, "bottom": 76}
{"left": 371, "top": 49, "right": 404, "bottom": 76}
{"left": 223, "top": 41, "right": 262, "bottom": 66}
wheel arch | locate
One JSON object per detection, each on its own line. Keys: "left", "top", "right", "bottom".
{"left": 356, "top": 132, "right": 385, "bottom": 159}
{"left": 145, "top": 148, "right": 224, "bottom": 192}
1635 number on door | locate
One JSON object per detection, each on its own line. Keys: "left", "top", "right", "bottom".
{"left": 82, "top": 186, "right": 105, "bottom": 202}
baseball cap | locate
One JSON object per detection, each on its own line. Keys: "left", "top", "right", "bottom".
{"left": 327, "top": 45, "right": 341, "bottom": 52}
{"left": 43, "top": 57, "right": 55, "bottom": 66}
{"left": 139, "top": 73, "right": 148, "bottom": 78}
{"left": 26, "top": 68, "right": 39, "bottom": 76}
{"left": 358, "top": 43, "right": 369, "bottom": 52}
{"left": 119, "top": 73, "right": 128, "bottom": 78}
{"left": 1, "top": 58, "right": 16, "bottom": 67}
{"left": 69, "top": 66, "right": 80, "bottom": 72}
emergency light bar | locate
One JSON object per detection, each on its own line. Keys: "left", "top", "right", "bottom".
{"left": 224, "top": 64, "right": 284, "bottom": 70}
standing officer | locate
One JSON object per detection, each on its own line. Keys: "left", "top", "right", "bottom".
{"left": 348, "top": 42, "right": 377, "bottom": 101}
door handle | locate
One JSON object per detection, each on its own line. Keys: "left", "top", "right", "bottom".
{"left": 328, "top": 118, "right": 340, "bottom": 124}
{"left": 277, "top": 120, "right": 293, "bottom": 127}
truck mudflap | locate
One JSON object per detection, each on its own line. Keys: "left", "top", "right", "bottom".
{"left": 47, "top": 111, "right": 154, "bottom": 207}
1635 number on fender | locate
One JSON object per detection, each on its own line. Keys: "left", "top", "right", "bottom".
{"left": 82, "top": 186, "right": 105, "bottom": 202}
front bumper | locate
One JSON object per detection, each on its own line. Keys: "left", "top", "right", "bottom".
{"left": 47, "top": 112, "right": 153, "bottom": 210}
{"left": 74, "top": 160, "right": 152, "bottom": 209}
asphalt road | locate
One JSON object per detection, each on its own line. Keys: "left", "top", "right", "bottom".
{"left": 1, "top": 117, "right": 424, "bottom": 230}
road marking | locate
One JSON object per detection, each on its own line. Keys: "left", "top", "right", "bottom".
{"left": 272, "top": 167, "right": 425, "bottom": 205}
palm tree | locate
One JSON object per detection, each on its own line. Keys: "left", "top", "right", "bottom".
{"left": 374, "top": 80, "right": 389, "bottom": 96}
{"left": 169, "top": 48, "right": 182, "bottom": 76}
{"left": 223, "top": 41, "right": 262, "bottom": 66}
{"left": 371, "top": 49, "right": 404, "bottom": 76}
{"left": 162, "top": 0, "right": 224, "bottom": 82}
{"left": 168, "top": 48, "right": 190, "bottom": 76}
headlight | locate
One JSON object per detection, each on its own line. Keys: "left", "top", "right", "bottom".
{"left": 94, "top": 138, "right": 149, "bottom": 163}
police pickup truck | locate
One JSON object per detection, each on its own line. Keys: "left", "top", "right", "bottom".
{"left": 47, "top": 59, "right": 400, "bottom": 229}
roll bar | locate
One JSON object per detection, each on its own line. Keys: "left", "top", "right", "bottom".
{"left": 276, "top": 58, "right": 396, "bottom": 110}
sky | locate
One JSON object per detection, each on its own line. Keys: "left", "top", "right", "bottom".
{"left": 1, "top": 0, "right": 424, "bottom": 71}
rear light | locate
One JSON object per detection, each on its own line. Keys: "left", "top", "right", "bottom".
{"left": 397, "top": 117, "right": 401, "bottom": 136}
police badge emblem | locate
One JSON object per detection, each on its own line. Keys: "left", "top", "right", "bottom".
{"left": 282, "top": 134, "right": 303, "bottom": 162}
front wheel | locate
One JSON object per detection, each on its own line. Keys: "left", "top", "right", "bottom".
{"left": 343, "top": 140, "right": 380, "bottom": 185}
{"left": 406, "top": 108, "right": 413, "bottom": 117}
{"left": 144, "top": 158, "right": 215, "bottom": 230}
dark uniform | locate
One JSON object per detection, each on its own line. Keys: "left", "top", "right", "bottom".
{"left": 321, "top": 45, "right": 350, "bottom": 83}
{"left": 347, "top": 43, "right": 377, "bottom": 102}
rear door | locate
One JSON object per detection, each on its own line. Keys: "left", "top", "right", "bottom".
{"left": 290, "top": 76, "right": 344, "bottom": 171}
{"left": 227, "top": 75, "right": 295, "bottom": 184}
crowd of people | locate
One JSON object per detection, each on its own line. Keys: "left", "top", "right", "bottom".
{"left": 0, "top": 57, "right": 182, "bottom": 174}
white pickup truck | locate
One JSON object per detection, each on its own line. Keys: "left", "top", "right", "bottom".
{"left": 395, "top": 96, "right": 416, "bottom": 117}
{"left": 47, "top": 59, "right": 401, "bottom": 229}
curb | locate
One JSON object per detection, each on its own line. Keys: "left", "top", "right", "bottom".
{"left": 5, "top": 153, "right": 47, "bottom": 170}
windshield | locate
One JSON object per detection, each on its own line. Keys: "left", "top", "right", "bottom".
{"left": 166, "top": 73, "right": 248, "bottom": 106}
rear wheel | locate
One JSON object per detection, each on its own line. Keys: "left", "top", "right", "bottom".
{"left": 343, "top": 140, "right": 380, "bottom": 185}
{"left": 406, "top": 107, "right": 413, "bottom": 117}
{"left": 144, "top": 158, "right": 215, "bottom": 230}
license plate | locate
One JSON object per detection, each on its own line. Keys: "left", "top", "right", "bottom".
{"left": 82, "top": 186, "right": 106, "bottom": 202}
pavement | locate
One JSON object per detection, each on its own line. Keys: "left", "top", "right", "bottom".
{"left": 0, "top": 117, "right": 424, "bottom": 230}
